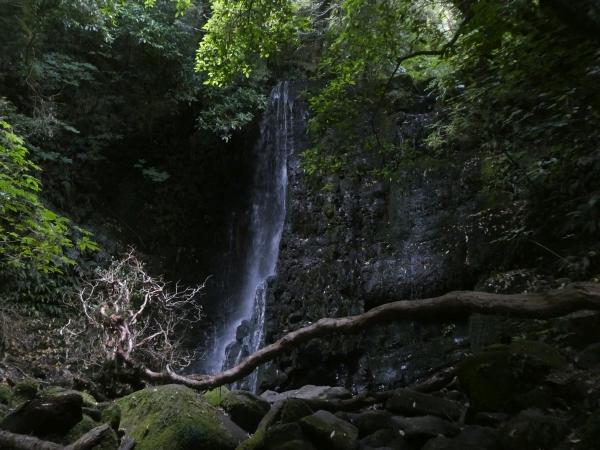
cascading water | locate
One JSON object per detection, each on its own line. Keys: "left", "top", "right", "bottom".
{"left": 204, "top": 81, "right": 294, "bottom": 391}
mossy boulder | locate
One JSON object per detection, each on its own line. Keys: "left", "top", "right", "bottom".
{"left": 578, "top": 409, "right": 600, "bottom": 450}
{"left": 263, "top": 422, "right": 308, "bottom": 450}
{"left": 43, "top": 386, "right": 98, "bottom": 407}
{"left": 64, "top": 414, "right": 119, "bottom": 450}
{"left": 220, "top": 390, "right": 270, "bottom": 433}
{"left": 385, "top": 388, "right": 464, "bottom": 421}
{"left": 0, "top": 392, "right": 83, "bottom": 437}
{"left": 300, "top": 410, "right": 359, "bottom": 450}
{"left": 0, "top": 384, "right": 12, "bottom": 406}
{"left": 499, "top": 409, "right": 568, "bottom": 450}
{"left": 12, "top": 378, "right": 38, "bottom": 405}
{"left": 458, "top": 340, "right": 567, "bottom": 413}
{"left": 576, "top": 343, "right": 600, "bottom": 370}
{"left": 280, "top": 398, "right": 313, "bottom": 424}
{"left": 64, "top": 414, "right": 98, "bottom": 443}
{"left": 0, "top": 403, "right": 9, "bottom": 421}
{"left": 117, "top": 384, "right": 247, "bottom": 450}
{"left": 204, "top": 386, "right": 231, "bottom": 407}
{"left": 100, "top": 403, "right": 121, "bottom": 431}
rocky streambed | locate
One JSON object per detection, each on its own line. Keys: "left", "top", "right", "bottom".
{"left": 1, "top": 312, "right": 600, "bottom": 450}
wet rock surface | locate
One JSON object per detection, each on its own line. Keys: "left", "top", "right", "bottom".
{"left": 220, "top": 390, "right": 271, "bottom": 433}
{"left": 259, "top": 102, "right": 491, "bottom": 391}
{"left": 116, "top": 384, "right": 247, "bottom": 450}
{"left": 2, "top": 326, "right": 599, "bottom": 450}
{"left": 232, "top": 327, "right": 600, "bottom": 450}
{"left": 300, "top": 410, "right": 359, "bottom": 450}
{"left": 0, "top": 392, "right": 83, "bottom": 437}
{"left": 385, "top": 389, "right": 464, "bottom": 421}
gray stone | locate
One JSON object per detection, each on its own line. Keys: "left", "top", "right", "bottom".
{"left": 116, "top": 384, "right": 246, "bottom": 450}
{"left": 359, "top": 428, "right": 408, "bottom": 449}
{"left": 385, "top": 389, "right": 464, "bottom": 421}
{"left": 264, "top": 422, "right": 305, "bottom": 450}
{"left": 221, "top": 390, "right": 270, "bottom": 433}
{"left": 472, "top": 411, "right": 508, "bottom": 427}
{"left": 0, "top": 392, "right": 83, "bottom": 437}
{"left": 301, "top": 410, "right": 359, "bottom": 450}
{"left": 347, "top": 410, "right": 393, "bottom": 436}
{"left": 280, "top": 398, "right": 314, "bottom": 423}
{"left": 575, "top": 343, "right": 600, "bottom": 369}
{"left": 499, "top": 409, "right": 568, "bottom": 450}
{"left": 0, "top": 404, "right": 9, "bottom": 421}
{"left": 422, "top": 426, "right": 501, "bottom": 450}
{"left": 262, "top": 385, "right": 352, "bottom": 403}
{"left": 390, "top": 415, "right": 459, "bottom": 439}
{"left": 272, "top": 441, "right": 317, "bottom": 450}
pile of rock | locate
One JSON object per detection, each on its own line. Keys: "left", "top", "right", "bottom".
{"left": 1, "top": 335, "right": 599, "bottom": 450}
{"left": 214, "top": 339, "right": 600, "bottom": 450}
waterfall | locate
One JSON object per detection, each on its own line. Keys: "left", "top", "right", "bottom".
{"left": 205, "top": 82, "right": 294, "bottom": 391}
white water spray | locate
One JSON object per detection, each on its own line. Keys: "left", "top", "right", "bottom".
{"left": 205, "top": 82, "right": 294, "bottom": 391}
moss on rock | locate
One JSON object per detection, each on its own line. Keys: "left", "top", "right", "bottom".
{"left": 458, "top": 340, "right": 567, "bottom": 413}
{"left": 236, "top": 427, "right": 266, "bottom": 450}
{"left": 220, "top": 391, "right": 270, "bottom": 433}
{"left": 117, "top": 384, "right": 246, "bottom": 450}
{"left": 0, "top": 403, "right": 9, "bottom": 420}
{"left": 0, "top": 384, "right": 12, "bottom": 406}
{"left": 203, "top": 386, "right": 231, "bottom": 407}
{"left": 64, "top": 414, "right": 98, "bottom": 444}
{"left": 100, "top": 403, "right": 121, "bottom": 431}
{"left": 43, "top": 387, "right": 98, "bottom": 407}
{"left": 12, "top": 379, "right": 38, "bottom": 405}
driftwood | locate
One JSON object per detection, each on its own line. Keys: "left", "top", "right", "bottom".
{"left": 121, "top": 282, "right": 600, "bottom": 391}
{"left": 0, "top": 424, "right": 112, "bottom": 450}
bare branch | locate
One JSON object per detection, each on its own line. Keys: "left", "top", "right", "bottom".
{"left": 64, "top": 249, "right": 205, "bottom": 373}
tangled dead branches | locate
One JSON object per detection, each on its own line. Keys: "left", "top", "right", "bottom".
{"left": 62, "top": 250, "right": 206, "bottom": 374}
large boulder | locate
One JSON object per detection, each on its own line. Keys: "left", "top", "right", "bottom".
{"left": 0, "top": 404, "right": 9, "bottom": 421}
{"left": 457, "top": 340, "right": 567, "bottom": 413}
{"left": 262, "top": 385, "right": 351, "bottom": 403}
{"left": 390, "top": 415, "right": 459, "bottom": 440}
{"left": 279, "top": 398, "right": 314, "bottom": 423}
{"left": 42, "top": 386, "right": 98, "bottom": 407}
{"left": 422, "top": 426, "right": 501, "bottom": 450}
{"left": 359, "top": 428, "right": 408, "bottom": 449}
{"left": 0, "top": 384, "right": 12, "bottom": 406}
{"left": 499, "top": 409, "right": 568, "bottom": 450}
{"left": 300, "top": 410, "right": 359, "bottom": 450}
{"left": 575, "top": 343, "right": 600, "bottom": 370}
{"left": 263, "top": 422, "right": 316, "bottom": 450}
{"left": 63, "top": 414, "right": 119, "bottom": 449}
{"left": 0, "top": 392, "right": 83, "bottom": 437}
{"left": 11, "top": 379, "right": 38, "bottom": 406}
{"left": 385, "top": 389, "right": 464, "bottom": 421}
{"left": 220, "top": 390, "right": 270, "bottom": 433}
{"left": 346, "top": 410, "right": 393, "bottom": 437}
{"left": 577, "top": 408, "right": 600, "bottom": 450}
{"left": 116, "top": 384, "right": 247, "bottom": 450}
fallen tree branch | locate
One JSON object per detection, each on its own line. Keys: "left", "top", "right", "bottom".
{"left": 119, "top": 282, "right": 600, "bottom": 390}
{"left": 0, "top": 424, "right": 112, "bottom": 450}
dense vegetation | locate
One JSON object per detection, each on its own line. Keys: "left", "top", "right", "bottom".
{"left": 197, "top": 0, "right": 600, "bottom": 275}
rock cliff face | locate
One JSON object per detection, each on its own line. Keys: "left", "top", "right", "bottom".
{"left": 258, "top": 85, "right": 493, "bottom": 392}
